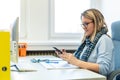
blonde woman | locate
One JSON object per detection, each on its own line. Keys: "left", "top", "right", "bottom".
{"left": 56, "top": 8, "right": 114, "bottom": 76}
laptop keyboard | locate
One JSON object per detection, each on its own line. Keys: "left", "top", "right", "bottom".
{"left": 11, "top": 62, "right": 37, "bottom": 72}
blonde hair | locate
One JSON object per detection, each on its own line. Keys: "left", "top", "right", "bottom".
{"left": 81, "top": 8, "right": 108, "bottom": 42}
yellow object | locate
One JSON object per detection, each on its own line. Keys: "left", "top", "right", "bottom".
{"left": 0, "top": 31, "right": 10, "bottom": 80}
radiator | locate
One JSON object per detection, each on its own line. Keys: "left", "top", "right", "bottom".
{"left": 26, "top": 50, "right": 75, "bottom": 56}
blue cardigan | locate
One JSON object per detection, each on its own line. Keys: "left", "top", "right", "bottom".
{"left": 74, "top": 34, "right": 114, "bottom": 76}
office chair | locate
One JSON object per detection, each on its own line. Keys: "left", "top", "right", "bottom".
{"left": 107, "top": 21, "right": 120, "bottom": 80}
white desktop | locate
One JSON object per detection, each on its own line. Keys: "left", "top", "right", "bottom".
{"left": 11, "top": 55, "right": 106, "bottom": 80}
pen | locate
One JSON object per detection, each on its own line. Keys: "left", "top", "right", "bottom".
{"left": 46, "top": 61, "right": 59, "bottom": 64}
{"left": 31, "top": 58, "right": 62, "bottom": 63}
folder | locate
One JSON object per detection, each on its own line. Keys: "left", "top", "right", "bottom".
{"left": 0, "top": 31, "right": 10, "bottom": 80}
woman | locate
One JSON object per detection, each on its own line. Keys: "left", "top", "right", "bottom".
{"left": 56, "top": 8, "right": 114, "bottom": 76}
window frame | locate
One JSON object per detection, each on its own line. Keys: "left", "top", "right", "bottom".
{"left": 48, "top": 0, "right": 91, "bottom": 40}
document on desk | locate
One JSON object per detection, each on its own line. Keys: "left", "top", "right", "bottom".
{"left": 40, "top": 60, "right": 79, "bottom": 69}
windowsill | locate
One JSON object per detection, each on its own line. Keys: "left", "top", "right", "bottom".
{"left": 19, "top": 40, "right": 81, "bottom": 46}
{"left": 19, "top": 40, "right": 81, "bottom": 50}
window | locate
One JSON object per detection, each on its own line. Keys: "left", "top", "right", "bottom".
{"left": 49, "top": 0, "right": 91, "bottom": 39}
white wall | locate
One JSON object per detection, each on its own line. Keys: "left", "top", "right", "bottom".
{"left": 101, "top": 0, "right": 120, "bottom": 34}
{"left": 20, "top": 0, "right": 52, "bottom": 50}
{"left": 20, "top": 0, "right": 49, "bottom": 41}
{"left": 20, "top": 0, "right": 120, "bottom": 50}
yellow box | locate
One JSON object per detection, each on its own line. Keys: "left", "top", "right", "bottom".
{"left": 0, "top": 31, "right": 10, "bottom": 80}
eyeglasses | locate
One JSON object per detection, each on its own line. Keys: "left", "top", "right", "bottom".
{"left": 81, "top": 21, "right": 93, "bottom": 28}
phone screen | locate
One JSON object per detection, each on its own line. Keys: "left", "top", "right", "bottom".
{"left": 53, "top": 47, "right": 62, "bottom": 54}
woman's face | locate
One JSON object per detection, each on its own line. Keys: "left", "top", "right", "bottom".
{"left": 81, "top": 16, "right": 94, "bottom": 37}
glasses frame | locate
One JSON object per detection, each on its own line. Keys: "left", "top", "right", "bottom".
{"left": 81, "top": 21, "right": 93, "bottom": 28}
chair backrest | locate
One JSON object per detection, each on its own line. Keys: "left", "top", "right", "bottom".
{"left": 111, "top": 20, "right": 120, "bottom": 70}
{"left": 107, "top": 21, "right": 120, "bottom": 80}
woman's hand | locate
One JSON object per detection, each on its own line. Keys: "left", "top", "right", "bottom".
{"left": 57, "top": 49, "right": 79, "bottom": 66}
{"left": 55, "top": 49, "right": 99, "bottom": 73}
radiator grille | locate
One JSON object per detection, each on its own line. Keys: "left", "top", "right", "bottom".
{"left": 26, "top": 50, "right": 75, "bottom": 56}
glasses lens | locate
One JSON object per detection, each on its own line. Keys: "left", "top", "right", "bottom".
{"left": 81, "top": 23, "right": 88, "bottom": 28}
{"left": 83, "top": 23, "right": 88, "bottom": 27}
{"left": 81, "top": 21, "right": 93, "bottom": 28}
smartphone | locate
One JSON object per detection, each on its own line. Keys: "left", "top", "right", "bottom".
{"left": 53, "top": 47, "right": 62, "bottom": 54}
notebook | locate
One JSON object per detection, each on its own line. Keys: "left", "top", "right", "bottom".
{"left": 40, "top": 60, "right": 79, "bottom": 69}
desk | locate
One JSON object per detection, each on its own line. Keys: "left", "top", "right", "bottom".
{"left": 11, "top": 56, "right": 106, "bottom": 80}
